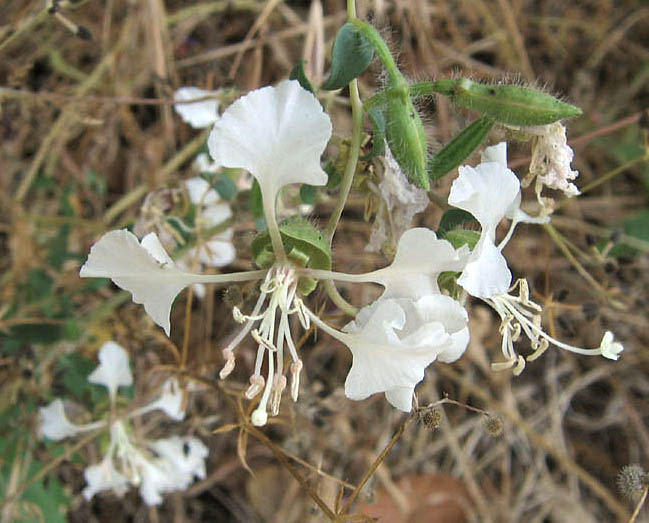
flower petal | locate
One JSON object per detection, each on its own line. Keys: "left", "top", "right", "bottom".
{"left": 87, "top": 341, "right": 133, "bottom": 400}
{"left": 185, "top": 177, "right": 221, "bottom": 207}
{"left": 342, "top": 298, "right": 452, "bottom": 410}
{"left": 384, "top": 387, "right": 415, "bottom": 411}
{"left": 480, "top": 142, "right": 508, "bottom": 166}
{"left": 148, "top": 435, "right": 209, "bottom": 480}
{"left": 449, "top": 162, "right": 520, "bottom": 233}
{"left": 39, "top": 399, "right": 86, "bottom": 441}
{"left": 207, "top": 80, "right": 332, "bottom": 200}
{"left": 369, "top": 228, "right": 469, "bottom": 299}
{"left": 147, "top": 378, "right": 185, "bottom": 421}
{"left": 80, "top": 230, "right": 203, "bottom": 336}
{"left": 173, "top": 87, "right": 219, "bottom": 129}
{"left": 457, "top": 239, "right": 512, "bottom": 298}
{"left": 82, "top": 458, "right": 130, "bottom": 501}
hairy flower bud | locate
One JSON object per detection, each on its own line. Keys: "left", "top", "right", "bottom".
{"left": 385, "top": 86, "right": 429, "bottom": 190}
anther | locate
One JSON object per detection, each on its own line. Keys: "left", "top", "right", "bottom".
{"left": 245, "top": 374, "right": 265, "bottom": 399}
{"left": 219, "top": 349, "right": 235, "bottom": 379}
{"left": 290, "top": 360, "right": 303, "bottom": 402}
{"left": 270, "top": 375, "right": 287, "bottom": 416}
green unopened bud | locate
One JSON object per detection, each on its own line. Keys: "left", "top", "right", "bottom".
{"left": 433, "top": 78, "right": 582, "bottom": 126}
{"left": 385, "top": 85, "right": 429, "bottom": 189}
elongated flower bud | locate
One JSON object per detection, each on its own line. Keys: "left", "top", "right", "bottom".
{"left": 385, "top": 85, "right": 429, "bottom": 189}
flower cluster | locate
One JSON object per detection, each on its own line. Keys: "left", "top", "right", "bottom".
{"left": 79, "top": 80, "right": 623, "bottom": 429}
{"left": 40, "top": 341, "right": 208, "bottom": 505}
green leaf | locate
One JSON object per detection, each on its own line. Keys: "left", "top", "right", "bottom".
{"left": 428, "top": 118, "right": 494, "bottom": 181}
{"left": 4, "top": 323, "right": 64, "bottom": 345}
{"left": 438, "top": 209, "right": 478, "bottom": 237}
{"left": 249, "top": 179, "right": 265, "bottom": 230}
{"left": 202, "top": 172, "right": 237, "bottom": 201}
{"left": 608, "top": 209, "right": 649, "bottom": 257}
{"left": 360, "top": 107, "right": 386, "bottom": 160}
{"left": 321, "top": 23, "right": 374, "bottom": 90}
{"left": 443, "top": 229, "right": 480, "bottom": 250}
{"left": 432, "top": 78, "right": 581, "bottom": 126}
{"left": 251, "top": 217, "right": 332, "bottom": 295}
{"left": 289, "top": 60, "right": 314, "bottom": 93}
{"left": 300, "top": 184, "right": 317, "bottom": 204}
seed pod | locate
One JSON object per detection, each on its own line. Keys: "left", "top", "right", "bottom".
{"left": 385, "top": 85, "right": 429, "bottom": 189}
{"left": 433, "top": 78, "right": 582, "bottom": 126}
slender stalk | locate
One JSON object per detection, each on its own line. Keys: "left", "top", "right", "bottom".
{"left": 262, "top": 195, "right": 287, "bottom": 263}
{"left": 324, "top": 79, "right": 363, "bottom": 245}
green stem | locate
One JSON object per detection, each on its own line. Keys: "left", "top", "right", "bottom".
{"left": 324, "top": 80, "right": 362, "bottom": 245}
{"left": 350, "top": 19, "right": 403, "bottom": 86}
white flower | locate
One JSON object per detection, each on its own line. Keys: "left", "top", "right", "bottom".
{"left": 599, "top": 331, "right": 624, "bottom": 360}
{"left": 39, "top": 399, "right": 102, "bottom": 441}
{"left": 174, "top": 87, "right": 220, "bottom": 129}
{"left": 528, "top": 122, "right": 580, "bottom": 197}
{"left": 448, "top": 142, "right": 547, "bottom": 298}
{"left": 339, "top": 295, "right": 469, "bottom": 411}
{"left": 207, "top": 80, "right": 332, "bottom": 203}
{"left": 80, "top": 230, "right": 210, "bottom": 336}
{"left": 366, "top": 146, "right": 429, "bottom": 253}
{"left": 82, "top": 457, "right": 130, "bottom": 501}
{"left": 88, "top": 341, "right": 133, "bottom": 401}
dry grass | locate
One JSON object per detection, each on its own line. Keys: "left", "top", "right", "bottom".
{"left": 1, "top": 0, "right": 648, "bottom": 521}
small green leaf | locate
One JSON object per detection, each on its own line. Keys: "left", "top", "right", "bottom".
{"left": 249, "top": 180, "right": 265, "bottom": 230}
{"left": 443, "top": 229, "right": 480, "bottom": 250}
{"left": 433, "top": 78, "right": 582, "bottom": 126}
{"left": 428, "top": 118, "right": 494, "bottom": 181}
{"left": 251, "top": 217, "right": 332, "bottom": 295}
{"left": 321, "top": 23, "right": 374, "bottom": 90}
{"left": 360, "top": 107, "right": 386, "bottom": 160}
{"left": 438, "top": 209, "right": 478, "bottom": 237}
{"left": 300, "top": 184, "right": 317, "bottom": 204}
{"left": 202, "top": 172, "right": 237, "bottom": 201}
{"left": 289, "top": 60, "right": 314, "bottom": 93}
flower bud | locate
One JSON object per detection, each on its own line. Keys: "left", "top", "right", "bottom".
{"left": 385, "top": 85, "right": 429, "bottom": 190}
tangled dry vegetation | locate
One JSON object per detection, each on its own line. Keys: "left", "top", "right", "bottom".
{"left": 1, "top": 0, "right": 648, "bottom": 521}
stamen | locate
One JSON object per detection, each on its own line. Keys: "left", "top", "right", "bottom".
{"left": 270, "top": 375, "right": 287, "bottom": 416}
{"left": 290, "top": 360, "right": 303, "bottom": 402}
{"left": 245, "top": 374, "right": 265, "bottom": 399}
{"left": 219, "top": 349, "right": 236, "bottom": 379}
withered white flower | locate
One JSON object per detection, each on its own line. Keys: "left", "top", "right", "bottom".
{"left": 174, "top": 87, "right": 220, "bottom": 129}
{"left": 366, "top": 146, "right": 429, "bottom": 253}
{"left": 527, "top": 122, "right": 580, "bottom": 197}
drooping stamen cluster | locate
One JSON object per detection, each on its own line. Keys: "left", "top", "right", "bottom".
{"left": 219, "top": 264, "right": 310, "bottom": 426}
{"left": 485, "top": 279, "right": 622, "bottom": 375}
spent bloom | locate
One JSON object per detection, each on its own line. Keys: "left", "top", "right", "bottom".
{"left": 40, "top": 342, "right": 207, "bottom": 505}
